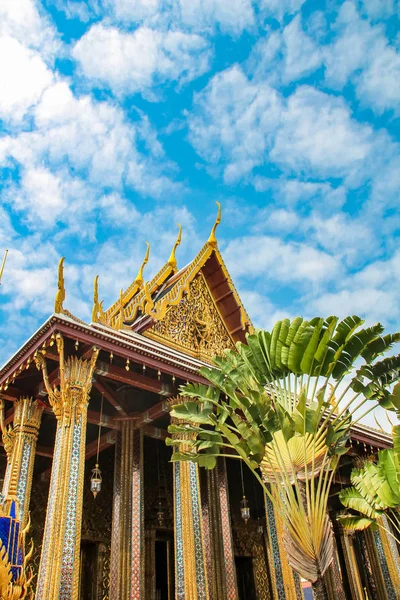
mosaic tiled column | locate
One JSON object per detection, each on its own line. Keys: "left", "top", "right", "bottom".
{"left": 0, "top": 396, "right": 43, "bottom": 527}
{"left": 377, "top": 516, "right": 400, "bottom": 598}
{"left": 171, "top": 400, "right": 209, "bottom": 600}
{"left": 264, "top": 491, "right": 304, "bottom": 600}
{"left": 202, "top": 459, "right": 238, "bottom": 600}
{"left": 336, "top": 527, "right": 364, "bottom": 600}
{"left": 34, "top": 336, "right": 99, "bottom": 600}
{"left": 109, "top": 422, "right": 144, "bottom": 600}
{"left": 174, "top": 460, "right": 209, "bottom": 600}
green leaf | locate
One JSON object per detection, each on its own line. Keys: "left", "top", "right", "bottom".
{"left": 300, "top": 317, "right": 324, "bottom": 373}
{"left": 339, "top": 487, "right": 381, "bottom": 519}
{"left": 337, "top": 515, "right": 376, "bottom": 532}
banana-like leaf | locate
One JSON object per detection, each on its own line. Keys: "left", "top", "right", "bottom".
{"left": 261, "top": 431, "right": 327, "bottom": 482}
{"left": 283, "top": 509, "right": 333, "bottom": 582}
{"left": 339, "top": 487, "right": 382, "bottom": 519}
{"left": 378, "top": 449, "right": 400, "bottom": 503}
{"left": 337, "top": 516, "right": 377, "bottom": 532}
{"left": 172, "top": 315, "right": 400, "bottom": 586}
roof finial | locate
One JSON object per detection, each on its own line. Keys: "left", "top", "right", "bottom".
{"left": 167, "top": 224, "right": 182, "bottom": 271}
{"left": 207, "top": 201, "right": 221, "bottom": 248}
{"left": 117, "top": 288, "right": 124, "bottom": 329}
{"left": 134, "top": 242, "right": 150, "bottom": 287}
{"left": 92, "top": 275, "right": 104, "bottom": 323}
{"left": 0, "top": 250, "right": 8, "bottom": 285}
{"left": 54, "top": 257, "right": 65, "bottom": 313}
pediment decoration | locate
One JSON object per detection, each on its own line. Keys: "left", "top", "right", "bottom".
{"left": 144, "top": 272, "right": 234, "bottom": 362}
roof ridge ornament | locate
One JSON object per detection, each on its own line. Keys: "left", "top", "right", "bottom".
{"left": 92, "top": 275, "right": 106, "bottom": 324}
{"left": 167, "top": 224, "right": 182, "bottom": 271}
{"left": 207, "top": 201, "right": 221, "bottom": 248}
{"left": 134, "top": 242, "right": 150, "bottom": 287}
{"left": 54, "top": 257, "right": 66, "bottom": 313}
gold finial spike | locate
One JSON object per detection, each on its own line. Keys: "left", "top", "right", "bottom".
{"left": 117, "top": 288, "right": 124, "bottom": 329}
{"left": 134, "top": 242, "right": 150, "bottom": 287}
{"left": 54, "top": 257, "right": 65, "bottom": 314}
{"left": 0, "top": 250, "right": 8, "bottom": 285}
{"left": 92, "top": 275, "right": 100, "bottom": 323}
{"left": 207, "top": 201, "right": 221, "bottom": 247}
{"left": 167, "top": 224, "right": 182, "bottom": 271}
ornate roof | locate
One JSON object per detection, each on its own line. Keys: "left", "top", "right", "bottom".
{"left": 89, "top": 203, "right": 253, "bottom": 360}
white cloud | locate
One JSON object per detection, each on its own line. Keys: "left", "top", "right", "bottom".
{"left": 359, "top": 0, "right": 398, "bottom": 21}
{"left": 0, "top": 0, "right": 58, "bottom": 56}
{"left": 224, "top": 235, "right": 341, "bottom": 284}
{"left": 189, "top": 65, "right": 282, "bottom": 182}
{"left": 282, "top": 15, "right": 323, "bottom": 82}
{"left": 0, "top": 36, "right": 53, "bottom": 124}
{"left": 310, "top": 250, "right": 400, "bottom": 326}
{"left": 175, "top": 0, "right": 255, "bottom": 34}
{"left": 247, "top": 15, "right": 322, "bottom": 85}
{"left": 325, "top": 1, "right": 400, "bottom": 114}
{"left": 189, "top": 72, "right": 375, "bottom": 184}
{"left": 0, "top": 79, "right": 181, "bottom": 228}
{"left": 306, "top": 213, "right": 375, "bottom": 267}
{"left": 13, "top": 167, "right": 65, "bottom": 223}
{"left": 112, "top": 0, "right": 161, "bottom": 22}
{"left": 271, "top": 86, "right": 373, "bottom": 178}
{"left": 253, "top": 178, "right": 347, "bottom": 211}
{"left": 239, "top": 289, "right": 290, "bottom": 330}
{"left": 110, "top": 0, "right": 255, "bottom": 34}
{"left": 259, "top": 0, "right": 306, "bottom": 21}
{"left": 311, "top": 287, "right": 398, "bottom": 324}
{"left": 72, "top": 24, "right": 211, "bottom": 97}
{"left": 254, "top": 208, "right": 299, "bottom": 233}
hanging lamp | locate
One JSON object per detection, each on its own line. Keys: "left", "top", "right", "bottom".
{"left": 155, "top": 443, "right": 166, "bottom": 527}
{"left": 90, "top": 393, "right": 104, "bottom": 498}
{"left": 240, "top": 461, "right": 250, "bottom": 524}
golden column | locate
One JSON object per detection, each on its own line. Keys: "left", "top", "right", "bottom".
{"left": 0, "top": 395, "right": 43, "bottom": 527}
{"left": 109, "top": 421, "right": 144, "bottom": 600}
{"left": 170, "top": 397, "right": 209, "bottom": 600}
{"left": 202, "top": 459, "right": 238, "bottom": 600}
{"left": 34, "top": 334, "right": 99, "bottom": 600}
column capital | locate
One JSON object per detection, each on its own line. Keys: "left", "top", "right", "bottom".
{"left": 35, "top": 334, "right": 99, "bottom": 423}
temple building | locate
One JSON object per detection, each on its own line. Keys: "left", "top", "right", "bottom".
{"left": 0, "top": 206, "right": 399, "bottom": 600}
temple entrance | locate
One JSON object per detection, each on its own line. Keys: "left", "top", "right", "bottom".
{"left": 79, "top": 540, "right": 106, "bottom": 600}
{"left": 235, "top": 556, "right": 257, "bottom": 600}
{"left": 155, "top": 530, "right": 174, "bottom": 600}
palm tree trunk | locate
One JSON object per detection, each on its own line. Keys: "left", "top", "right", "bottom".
{"left": 297, "top": 480, "right": 330, "bottom": 600}
{"left": 312, "top": 577, "right": 329, "bottom": 600}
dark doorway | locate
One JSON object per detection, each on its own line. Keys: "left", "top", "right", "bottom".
{"left": 79, "top": 541, "right": 97, "bottom": 600}
{"left": 79, "top": 540, "right": 106, "bottom": 600}
{"left": 235, "top": 556, "right": 257, "bottom": 600}
{"left": 155, "top": 531, "right": 174, "bottom": 600}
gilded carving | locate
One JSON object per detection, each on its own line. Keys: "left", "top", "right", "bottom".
{"left": 0, "top": 522, "right": 34, "bottom": 599}
{"left": 146, "top": 273, "right": 234, "bottom": 361}
{"left": 35, "top": 334, "right": 99, "bottom": 424}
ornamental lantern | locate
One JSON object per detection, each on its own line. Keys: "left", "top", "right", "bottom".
{"left": 90, "top": 464, "right": 102, "bottom": 498}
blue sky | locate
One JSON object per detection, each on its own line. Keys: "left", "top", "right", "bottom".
{"left": 0, "top": 0, "right": 399, "bottom": 379}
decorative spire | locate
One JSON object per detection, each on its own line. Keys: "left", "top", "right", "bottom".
{"left": 167, "top": 224, "right": 182, "bottom": 271}
{"left": 117, "top": 288, "right": 124, "bottom": 329}
{"left": 54, "top": 257, "right": 66, "bottom": 314}
{"left": 134, "top": 242, "right": 150, "bottom": 287}
{"left": 92, "top": 275, "right": 105, "bottom": 323}
{"left": 0, "top": 250, "right": 8, "bottom": 285}
{"left": 207, "top": 201, "right": 221, "bottom": 248}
